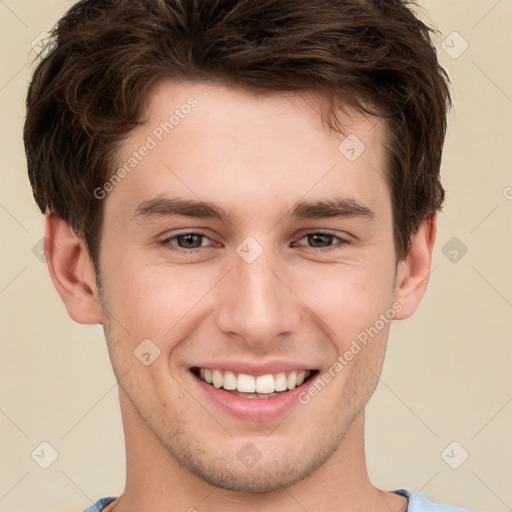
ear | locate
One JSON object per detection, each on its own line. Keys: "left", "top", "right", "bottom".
{"left": 44, "top": 214, "right": 102, "bottom": 324}
{"left": 392, "top": 213, "right": 437, "bottom": 320}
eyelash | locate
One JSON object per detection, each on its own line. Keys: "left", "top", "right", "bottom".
{"left": 158, "top": 230, "right": 351, "bottom": 254}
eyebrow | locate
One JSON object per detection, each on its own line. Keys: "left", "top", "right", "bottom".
{"left": 130, "top": 196, "right": 375, "bottom": 224}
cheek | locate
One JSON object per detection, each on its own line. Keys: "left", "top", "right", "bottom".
{"left": 296, "top": 261, "right": 395, "bottom": 343}
{"left": 100, "top": 252, "right": 203, "bottom": 331}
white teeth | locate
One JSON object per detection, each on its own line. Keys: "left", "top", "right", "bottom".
{"left": 256, "top": 374, "right": 274, "bottom": 394}
{"left": 196, "top": 368, "right": 312, "bottom": 394}
{"left": 286, "top": 371, "right": 297, "bottom": 390}
{"left": 222, "top": 370, "right": 237, "bottom": 390}
{"left": 212, "top": 369, "right": 223, "bottom": 388}
{"left": 237, "top": 373, "right": 256, "bottom": 393}
{"left": 274, "top": 372, "right": 288, "bottom": 391}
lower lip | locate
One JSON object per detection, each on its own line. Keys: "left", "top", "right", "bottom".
{"left": 190, "top": 370, "right": 318, "bottom": 422}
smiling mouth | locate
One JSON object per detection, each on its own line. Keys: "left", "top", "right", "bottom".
{"left": 190, "top": 367, "right": 319, "bottom": 399}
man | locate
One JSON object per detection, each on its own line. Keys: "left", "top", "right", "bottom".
{"left": 23, "top": 0, "right": 475, "bottom": 510}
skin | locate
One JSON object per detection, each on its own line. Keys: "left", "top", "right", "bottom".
{"left": 45, "top": 79, "right": 436, "bottom": 512}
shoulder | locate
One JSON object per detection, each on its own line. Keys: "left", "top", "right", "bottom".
{"left": 82, "top": 497, "right": 117, "bottom": 512}
{"left": 393, "top": 489, "right": 476, "bottom": 512}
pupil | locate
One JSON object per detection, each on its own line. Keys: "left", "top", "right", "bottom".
{"left": 308, "top": 233, "right": 331, "bottom": 247}
{"left": 179, "top": 234, "right": 202, "bottom": 248}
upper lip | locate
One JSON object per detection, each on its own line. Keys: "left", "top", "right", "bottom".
{"left": 191, "top": 360, "right": 317, "bottom": 377}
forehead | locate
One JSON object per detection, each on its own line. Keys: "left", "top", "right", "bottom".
{"left": 107, "top": 79, "right": 390, "bottom": 225}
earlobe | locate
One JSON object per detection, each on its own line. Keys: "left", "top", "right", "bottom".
{"left": 392, "top": 213, "right": 437, "bottom": 320}
{"left": 44, "top": 214, "right": 103, "bottom": 325}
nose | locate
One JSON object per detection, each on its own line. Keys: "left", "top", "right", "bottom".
{"left": 214, "top": 244, "right": 302, "bottom": 349}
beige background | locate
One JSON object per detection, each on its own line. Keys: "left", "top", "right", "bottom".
{"left": 1, "top": 1, "right": 511, "bottom": 511}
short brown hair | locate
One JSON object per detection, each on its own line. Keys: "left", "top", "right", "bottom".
{"left": 24, "top": 0, "right": 451, "bottom": 269}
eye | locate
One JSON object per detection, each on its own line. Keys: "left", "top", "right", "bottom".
{"left": 294, "top": 232, "right": 350, "bottom": 251}
{"left": 159, "top": 231, "right": 216, "bottom": 253}
{"left": 159, "top": 230, "right": 350, "bottom": 255}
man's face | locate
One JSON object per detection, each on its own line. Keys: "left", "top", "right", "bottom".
{"left": 97, "top": 80, "right": 400, "bottom": 492}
